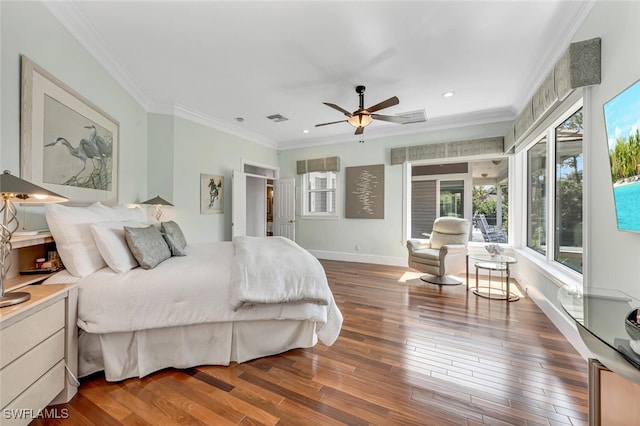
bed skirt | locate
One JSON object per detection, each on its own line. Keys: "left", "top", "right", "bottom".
{"left": 80, "top": 320, "right": 318, "bottom": 381}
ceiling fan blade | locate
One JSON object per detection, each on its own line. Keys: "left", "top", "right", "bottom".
{"left": 366, "top": 96, "right": 399, "bottom": 113}
{"left": 354, "top": 126, "right": 364, "bottom": 135}
{"left": 315, "top": 119, "right": 348, "bottom": 127}
{"left": 323, "top": 102, "right": 353, "bottom": 117}
{"left": 371, "top": 113, "right": 410, "bottom": 124}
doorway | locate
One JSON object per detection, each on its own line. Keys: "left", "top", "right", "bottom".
{"left": 232, "top": 161, "right": 295, "bottom": 240}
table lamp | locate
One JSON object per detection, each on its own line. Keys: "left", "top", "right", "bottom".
{"left": 1, "top": 170, "right": 67, "bottom": 308}
{"left": 140, "top": 195, "right": 173, "bottom": 221}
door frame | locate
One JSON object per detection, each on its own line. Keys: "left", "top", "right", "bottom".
{"left": 404, "top": 161, "right": 472, "bottom": 243}
{"left": 232, "top": 160, "right": 281, "bottom": 238}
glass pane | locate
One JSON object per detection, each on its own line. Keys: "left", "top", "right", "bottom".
{"left": 472, "top": 184, "right": 508, "bottom": 243}
{"left": 411, "top": 180, "right": 437, "bottom": 238}
{"left": 307, "top": 190, "right": 335, "bottom": 214}
{"left": 555, "top": 109, "right": 583, "bottom": 272}
{"left": 440, "top": 180, "right": 464, "bottom": 218}
{"left": 528, "top": 136, "right": 547, "bottom": 255}
{"left": 307, "top": 171, "right": 336, "bottom": 190}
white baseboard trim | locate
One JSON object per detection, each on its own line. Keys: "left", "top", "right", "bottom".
{"left": 309, "top": 250, "right": 407, "bottom": 267}
{"left": 516, "top": 273, "right": 592, "bottom": 361}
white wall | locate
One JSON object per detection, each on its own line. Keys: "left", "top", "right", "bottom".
{"left": 4, "top": 1, "right": 637, "bottom": 303}
{"left": 575, "top": 0, "right": 640, "bottom": 299}
{"left": 0, "top": 2, "right": 278, "bottom": 243}
{"left": 147, "top": 114, "right": 175, "bottom": 203}
{"left": 279, "top": 121, "right": 511, "bottom": 264}
{"left": 1, "top": 0, "right": 148, "bottom": 226}
{"left": 170, "top": 116, "right": 277, "bottom": 243}
{"left": 502, "top": 1, "right": 640, "bottom": 361}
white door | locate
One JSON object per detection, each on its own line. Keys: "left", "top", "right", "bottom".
{"left": 273, "top": 178, "right": 295, "bottom": 240}
{"left": 245, "top": 176, "right": 266, "bottom": 237}
{"left": 232, "top": 170, "right": 246, "bottom": 237}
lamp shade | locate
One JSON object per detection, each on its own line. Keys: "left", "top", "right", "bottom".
{"left": 0, "top": 170, "right": 67, "bottom": 203}
{"left": 140, "top": 196, "right": 173, "bottom": 206}
{"left": 1, "top": 170, "right": 67, "bottom": 308}
{"left": 347, "top": 113, "right": 373, "bottom": 128}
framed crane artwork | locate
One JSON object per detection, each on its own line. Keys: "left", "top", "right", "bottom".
{"left": 20, "top": 55, "right": 119, "bottom": 204}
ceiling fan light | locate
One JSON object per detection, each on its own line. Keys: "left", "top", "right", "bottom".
{"left": 348, "top": 113, "right": 372, "bottom": 128}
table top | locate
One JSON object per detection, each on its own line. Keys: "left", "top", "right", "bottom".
{"left": 468, "top": 253, "right": 517, "bottom": 264}
{"left": 558, "top": 286, "right": 640, "bottom": 369}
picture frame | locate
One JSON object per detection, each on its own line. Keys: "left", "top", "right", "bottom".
{"left": 20, "top": 55, "right": 119, "bottom": 204}
{"left": 201, "top": 173, "right": 224, "bottom": 214}
{"left": 345, "top": 164, "right": 385, "bottom": 219}
{"left": 603, "top": 78, "right": 640, "bottom": 233}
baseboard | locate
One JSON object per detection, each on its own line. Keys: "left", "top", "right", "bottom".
{"left": 516, "top": 273, "right": 592, "bottom": 361}
{"left": 309, "top": 250, "right": 407, "bottom": 267}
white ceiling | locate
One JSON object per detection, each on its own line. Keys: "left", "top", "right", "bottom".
{"left": 45, "top": 1, "right": 595, "bottom": 149}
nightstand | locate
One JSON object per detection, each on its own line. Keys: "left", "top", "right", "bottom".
{"left": 4, "top": 232, "right": 59, "bottom": 293}
{"left": 0, "top": 283, "right": 78, "bottom": 425}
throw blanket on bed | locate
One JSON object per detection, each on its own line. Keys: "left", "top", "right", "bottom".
{"left": 230, "top": 236, "right": 331, "bottom": 310}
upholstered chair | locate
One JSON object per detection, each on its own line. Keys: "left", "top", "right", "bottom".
{"left": 407, "top": 217, "right": 471, "bottom": 285}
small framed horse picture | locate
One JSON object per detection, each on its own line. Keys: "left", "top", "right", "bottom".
{"left": 200, "top": 173, "right": 224, "bottom": 214}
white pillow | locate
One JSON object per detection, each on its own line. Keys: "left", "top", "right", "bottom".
{"left": 109, "top": 204, "right": 147, "bottom": 222}
{"left": 90, "top": 220, "right": 151, "bottom": 273}
{"left": 45, "top": 202, "right": 113, "bottom": 277}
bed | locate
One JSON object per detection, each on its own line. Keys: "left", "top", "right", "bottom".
{"left": 42, "top": 202, "right": 342, "bottom": 382}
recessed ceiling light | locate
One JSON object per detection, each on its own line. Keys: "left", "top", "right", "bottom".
{"left": 235, "top": 117, "right": 244, "bottom": 123}
{"left": 442, "top": 91, "right": 455, "bottom": 98}
{"left": 303, "top": 129, "right": 309, "bottom": 134}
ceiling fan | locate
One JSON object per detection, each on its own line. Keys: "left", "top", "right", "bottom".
{"left": 315, "top": 85, "right": 408, "bottom": 135}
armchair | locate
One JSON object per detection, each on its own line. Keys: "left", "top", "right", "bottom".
{"left": 407, "top": 217, "right": 471, "bottom": 285}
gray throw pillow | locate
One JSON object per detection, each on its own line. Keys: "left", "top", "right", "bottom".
{"left": 124, "top": 225, "right": 171, "bottom": 269}
{"left": 161, "top": 220, "right": 187, "bottom": 256}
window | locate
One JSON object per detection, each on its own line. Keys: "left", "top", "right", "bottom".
{"left": 527, "top": 136, "right": 547, "bottom": 255}
{"left": 524, "top": 105, "right": 583, "bottom": 274}
{"left": 408, "top": 160, "right": 508, "bottom": 242}
{"left": 440, "top": 180, "right": 464, "bottom": 218}
{"left": 555, "top": 110, "right": 583, "bottom": 272}
{"left": 303, "top": 171, "right": 337, "bottom": 217}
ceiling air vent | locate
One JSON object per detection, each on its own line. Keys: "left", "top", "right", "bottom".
{"left": 398, "top": 109, "right": 427, "bottom": 124}
{"left": 266, "top": 114, "right": 289, "bottom": 122}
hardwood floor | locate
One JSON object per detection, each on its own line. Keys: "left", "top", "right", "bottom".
{"left": 38, "top": 260, "right": 588, "bottom": 425}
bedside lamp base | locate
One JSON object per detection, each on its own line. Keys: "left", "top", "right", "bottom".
{"left": 0, "top": 291, "right": 31, "bottom": 308}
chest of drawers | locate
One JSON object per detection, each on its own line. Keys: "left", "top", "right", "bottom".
{"left": 0, "top": 284, "right": 78, "bottom": 425}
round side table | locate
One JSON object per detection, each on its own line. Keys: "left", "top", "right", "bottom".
{"left": 469, "top": 253, "right": 519, "bottom": 302}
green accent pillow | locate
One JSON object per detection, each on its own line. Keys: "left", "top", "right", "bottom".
{"left": 161, "top": 221, "right": 187, "bottom": 256}
{"left": 124, "top": 225, "right": 171, "bottom": 269}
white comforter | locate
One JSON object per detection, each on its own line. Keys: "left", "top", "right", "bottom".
{"left": 59, "top": 240, "right": 342, "bottom": 346}
{"left": 231, "top": 236, "right": 331, "bottom": 309}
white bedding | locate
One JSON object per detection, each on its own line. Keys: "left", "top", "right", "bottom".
{"left": 50, "top": 240, "right": 342, "bottom": 346}
{"left": 231, "top": 236, "right": 331, "bottom": 309}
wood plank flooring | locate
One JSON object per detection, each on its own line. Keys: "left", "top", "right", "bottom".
{"left": 37, "top": 260, "right": 588, "bottom": 425}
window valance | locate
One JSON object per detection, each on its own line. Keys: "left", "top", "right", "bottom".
{"left": 390, "top": 137, "right": 504, "bottom": 165}
{"left": 505, "top": 37, "right": 601, "bottom": 152}
{"left": 296, "top": 156, "right": 340, "bottom": 174}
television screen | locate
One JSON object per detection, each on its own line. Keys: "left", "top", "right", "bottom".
{"left": 603, "top": 79, "right": 640, "bottom": 233}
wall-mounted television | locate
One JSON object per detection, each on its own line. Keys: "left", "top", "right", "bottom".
{"left": 603, "top": 79, "right": 640, "bottom": 233}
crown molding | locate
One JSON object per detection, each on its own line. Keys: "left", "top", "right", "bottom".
{"left": 44, "top": 1, "right": 525, "bottom": 152}
{"left": 514, "top": 0, "right": 596, "bottom": 114}
{"left": 44, "top": 1, "right": 153, "bottom": 110}
{"left": 45, "top": 1, "right": 279, "bottom": 148}
{"left": 277, "top": 107, "right": 516, "bottom": 150}
{"left": 172, "top": 104, "right": 277, "bottom": 149}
